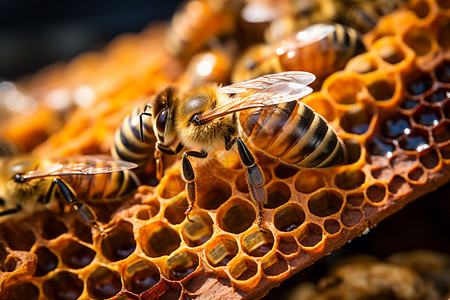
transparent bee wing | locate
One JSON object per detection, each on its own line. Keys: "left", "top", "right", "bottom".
{"left": 21, "top": 155, "right": 138, "bottom": 180}
{"left": 198, "top": 71, "right": 315, "bottom": 123}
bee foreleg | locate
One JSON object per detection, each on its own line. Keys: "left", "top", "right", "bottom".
{"left": 235, "top": 137, "right": 266, "bottom": 231}
{"left": 181, "top": 150, "right": 207, "bottom": 222}
{"left": 155, "top": 142, "right": 184, "bottom": 180}
{"left": 51, "top": 178, "right": 102, "bottom": 232}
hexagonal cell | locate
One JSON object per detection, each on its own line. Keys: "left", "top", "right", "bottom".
{"left": 404, "top": 70, "right": 434, "bottom": 96}
{"left": 72, "top": 218, "right": 93, "bottom": 244}
{"left": 399, "top": 128, "right": 430, "bottom": 152}
{"left": 419, "top": 147, "right": 440, "bottom": 169}
{"left": 229, "top": 258, "right": 258, "bottom": 281}
{"left": 347, "top": 54, "right": 378, "bottom": 74}
{"left": 262, "top": 252, "right": 288, "bottom": 277}
{"left": 61, "top": 241, "right": 96, "bottom": 269}
{"left": 434, "top": 60, "right": 450, "bottom": 83}
{"left": 197, "top": 176, "right": 232, "bottom": 210}
{"left": 388, "top": 175, "right": 409, "bottom": 195}
{"left": 334, "top": 169, "right": 365, "bottom": 190}
{"left": 0, "top": 222, "right": 35, "bottom": 251}
{"left": 341, "top": 208, "right": 363, "bottom": 227}
{"left": 294, "top": 170, "right": 325, "bottom": 193}
{"left": 340, "top": 105, "right": 373, "bottom": 135}
{"left": 278, "top": 234, "right": 299, "bottom": 255}
{"left": 43, "top": 271, "right": 84, "bottom": 300}
{"left": 308, "top": 190, "right": 343, "bottom": 217}
{"left": 346, "top": 192, "right": 365, "bottom": 207}
{"left": 366, "top": 78, "right": 396, "bottom": 101}
{"left": 367, "top": 137, "right": 395, "bottom": 157}
{"left": 87, "top": 266, "right": 122, "bottom": 300}
{"left": 326, "top": 75, "right": 363, "bottom": 105}
{"left": 408, "top": 166, "right": 426, "bottom": 182}
{"left": 366, "top": 183, "right": 386, "bottom": 203}
{"left": 274, "top": 203, "right": 305, "bottom": 232}
{"left": 164, "top": 196, "right": 188, "bottom": 225}
{"left": 410, "top": 0, "right": 430, "bottom": 18}
{"left": 9, "top": 282, "right": 40, "bottom": 300}
{"left": 206, "top": 235, "right": 238, "bottom": 268}
{"left": 163, "top": 250, "right": 199, "bottom": 281}
{"left": 413, "top": 105, "right": 442, "bottom": 127}
{"left": 304, "top": 96, "right": 335, "bottom": 122}
{"left": 40, "top": 214, "right": 68, "bottom": 240}
{"left": 381, "top": 114, "right": 411, "bottom": 139}
{"left": 140, "top": 222, "right": 181, "bottom": 258}
{"left": 436, "top": 0, "right": 450, "bottom": 8}
{"left": 400, "top": 97, "right": 420, "bottom": 111}
{"left": 217, "top": 198, "right": 256, "bottom": 234}
{"left": 242, "top": 228, "right": 274, "bottom": 257}
{"left": 403, "top": 28, "right": 432, "bottom": 56}
{"left": 324, "top": 219, "right": 340, "bottom": 234}
{"left": 101, "top": 221, "right": 136, "bottom": 262}
{"left": 439, "top": 143, "right": 450, "bottom": 159}
{"left": 274, "top": 163, "right": 298, "bottom": 179}
{"left": 34, "top": 246, "right": 58, "bottom": 277}
{"left": 181, "top": 212, "right": 214, "bottom": 247}
{"left": 124, "top": 260, "right": 160, "bottom": 294}
{"left": 425, "top": 88, "right": 449, "bottom": 104}
{"left": 437, "top": 17, "right": 450, "bottom": 48}
{"left": 159, "top": 173, "right": 185, "bottom": 199}
{"left": 135, "top": 202, "right": 160, "bottom": 220}
{"left": 297, "top": 223, "right": 323, "bottom": 248}
{"left": 432, "top": 122, "right": 450, "bottom": 143}
{"left": 265, "top": 181, "right": 291, "bottom": 209}
{"left": 374, "top": 38, "right": 406, "bottom": 65}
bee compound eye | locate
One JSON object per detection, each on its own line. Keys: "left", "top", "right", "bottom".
{"left": 155, "top": 110, "right": 168, "bottom": 134}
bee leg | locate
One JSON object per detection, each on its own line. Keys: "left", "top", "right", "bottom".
{"left": 181, "top": 150, "right": 207, "bottom": 222}
{"left": 234, "top": 137, "right": 267, "bottom": 231}
{"left": 155, "top": 142, "right": 184, "bottom": 180}
{"left": 51, "top": 178, "right": 102, "bottom": 232}
{"left": 139, "top": 103, "right": 152, "bottom": 143}
{"left": 0, "top": 206, "right": 22, "bottom": 217}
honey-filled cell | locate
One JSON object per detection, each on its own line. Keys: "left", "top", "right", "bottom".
{"left": 216, "top": 198, "right": 256, "bottom": 234}
{"left": 139, "top": 222, "right": 181, "bottom": 258}
{"left": 241, "top": 228, "right": 274, "bottom": 257}
{"left": 181, "top": 212, "right": 214, "bottom": 247}
{"left": 206, "top": 235, "right": 239, "bottom": 268}
{"left": 87, "top": 266, "right": 122, "bottom": 300}
{"left": 124, "top": 260, "right": 160, "bottom": 294}
{"left": 162, "top": 250, "right": 199, "bottom": 281}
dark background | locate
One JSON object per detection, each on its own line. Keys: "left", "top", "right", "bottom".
{"left": 0, "top": 0, "right": 183, "bottom": 80}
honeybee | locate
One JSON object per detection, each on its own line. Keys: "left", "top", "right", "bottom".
{"left": 138, "top": 71, "right": 348, "bottom": 229}
{"left": 232, "top": 23, "right": 366, "bottom": 86}
{"left": 0, "top": 155, "right": 139, "bottom": 231}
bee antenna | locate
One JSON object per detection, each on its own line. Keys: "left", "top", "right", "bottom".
{"left": 139, "top": 103, "right": 153, "bottom": 143}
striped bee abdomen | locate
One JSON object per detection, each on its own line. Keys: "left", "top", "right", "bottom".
{"left": 239, "top": 101, "right": 347, "bottom": 168}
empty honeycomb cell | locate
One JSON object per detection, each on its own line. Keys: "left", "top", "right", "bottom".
{"left": 262, "top": 252, "right": 288, "bottom": 277}
{"left": 266, "top": 181, "right": 291, "bottom": 209}
{"left": 425, "top": 87, "right": 449, "bottom": 103}
{"left": 217, "top": 198, "right": 256, "bottom": 234}
{"left": 326, "top": 75, "right": 363, "bottom": 104}
{"left": 403, "top": 28, "right": 433, "bottom": 56}
{"left": 229, "top": 258, "right": 258, "bottom": 281}
{"left": 274, "top": 203, "right": 305, "bottom": 232}
{"left": 124, "top": 260, "right": 160, "bottom": 294}
{"left": 324, "top": 219, "right": 341, "bottom": 234}
{"left": 440, "top": 143, "right": 450, "bottom": 159}
{"left": 340, "top": 106, "right": 373, "bottom": 135}
{"left": 388, "top": 175, "right": 410, "bottom": 194}
{"left": 404, "top": 70, "right": 434, "bottom": 95}
{"left": 381, "top": 114, "right": 411, "bottom": 139}
{"left": 40, "top": 214, "right": 68, "bottom": 240}
{"left": 308, "top": 190, "right": 343, "bottom": 217}
{"left": 411, "top": 0, "right": 431, "bottom": 18}
{"left": 159, "top": 173, "right": 185, "bottom": 199}
{"left": 206, "top": 235, "right": 238, "bottom": 267}
{"left": 274, "top": 163, "right": 298, "bottom": 179}
{"left": 61, "top": 241, "right": 96, "bottom": 269}
{"left": 347, "top": 54, "right": 378, "bottom": 74}
{"left": 278, "top": 234, "right": 299, "bottom": 255}
{"left": 419, "top": 147, "right": 440, "bottom": 169}
{"left": 297, "top": 223, "right": 323, "bottom": 248}
{"left": 400, "top": 97, "right": 420, "bottom": 110}
{"left": 9, "top": 282, "right": 39, "bottom": 300}
{"left": 399, "top": 129, "right": 430, "bottom": 152}
{"left": 366, "top": 183, "right": 387, "bottom": 203}
{"left": 341, "top": 208, "right": 363, "bottom": 227}
{"left": 242, "top": 228, "right": 274, "bottom": 257}
{"left": 87, "top": 266, "right": 122, "bottom": 300}
{"left": 294, "top": 170, "right": 325, "bottom": 193}
{"left": 163, "top": 250, "right": 199, "bottom": 280}
{"left": 434, "top": 60, "right": 450, "bottom": 83}
{"left": 413, "top": 105, "right": 441, "bottom": 127}
{"left": 334, "top": 169, "right": 366, "bottom": 190}
{"left": 135, "top": 202, "right": 160, "bottom": 220}
{"left": 181, "top": 212, "right": 214, "bottom": 247}
{"left": 72, "top": 219, "right": 93, "bottom": 244}
{"left": 165, "top": 196, "right": 188, "bottom": 224}
{"left": 437, "top": 18, "right": 450, "bottom": 48}
{"left": 366, "top": 79, "right": 396, "bottom": 101}
{"left": 374, "top": 38, "right": 406, "bottom": 65}
{"left": 445, "top": 101, "right": 450, "bottom": 119}
{"left": 140, "top": 222, "right": 181, "bottom": 258}
{"left": 101, "top": 221, "right": 136, "bottom": 261}
{"left": 0, "top": 222, "right": 35, "bottom": 251}
{"left": 346, "top": 193, "right": 365, "bottom": 207}
{"left": 196, "top": 176, "right": 232, "bottom": 210}
{"left": 34, "top": 246, "right": 58, "bottom": 277}
{"left": 408, "top": 166, "right": 426, "bottom": 182}
{"left": 371, "top": 166, "right": 394, "bottom": 181}
{"left": 235, "top": 172, "right": 249, "bottom": 193}
{"left": 43, "top": 271, "right": 84, "bottom": 300}
{"left": 432, "top": 122, "right": 450, "bottom": 143}
{"left": 436, "top": 0, "right": 450, "bottom": 8}
{"left": 304, "top": 96, "right": 335, "bottom": 122}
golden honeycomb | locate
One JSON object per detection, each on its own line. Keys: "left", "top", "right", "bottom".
{"left": 0, "top": 0, "right": 449, "bottom": 299}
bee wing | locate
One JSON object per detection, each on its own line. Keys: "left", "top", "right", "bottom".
{"left": 198, "top": 71, "right": 315, "bottom": 123}
{"left": 21, "top": 155, "right": 137, "bottom": 180}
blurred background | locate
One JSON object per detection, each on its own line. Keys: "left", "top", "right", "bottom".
{"left": 0, "top": 0, "right": 183, "bottom": 80}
